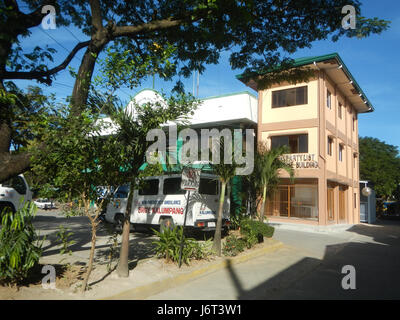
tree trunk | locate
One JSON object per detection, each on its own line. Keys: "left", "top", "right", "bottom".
{"left": 81, "top": 216, "right": 98, "bottom": 292}
{"left": 259, "top": 184, "right": 267, "bottom": 222}
{"left": 70, "top": 41, "right": 104, "bottom": 116}
{"left": 0, "top": 150, "right": 32, "bottom": 183}
{"left": 213, "top": 180, "right": 226, "bottom": 257}
{"left": 116, "top": 182, "right": 135, "bottom": 277}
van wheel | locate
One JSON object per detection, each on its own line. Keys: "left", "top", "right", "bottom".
{"left": 160, "top": 218, "right": 174, "bottom": 233}
{"left": 114, "top": 213, "right": 125, "bottom": 233}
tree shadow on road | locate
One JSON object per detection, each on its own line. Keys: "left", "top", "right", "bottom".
{"left": 224, "top": 220, "right": 400, "bottom": 300}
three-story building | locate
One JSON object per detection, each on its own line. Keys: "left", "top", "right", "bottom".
{"left": 238, "top": 53, "right": 373, "bottom": 226}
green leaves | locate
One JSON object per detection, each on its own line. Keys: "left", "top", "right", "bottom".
{"left": 56, "top": 225, "right": 76, "bottom": 256}
{"left": 0, "top": 202, "right": 43, "bottom": 284}
{"left": 152, "top": 226, "right": 212, "bottom": 265}
{"left": 359, "top": 137, "right": 400, "bottom": 199}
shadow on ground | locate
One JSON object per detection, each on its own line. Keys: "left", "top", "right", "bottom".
{"left": 224, "top": 219, "right": 400, "bottom": 300}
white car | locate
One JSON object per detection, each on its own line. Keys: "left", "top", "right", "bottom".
{"left": 34, "top": 198, "right": 55, "bottom": 210}
{"left": 0, "top": 174, "right": 32, "bottom": 214}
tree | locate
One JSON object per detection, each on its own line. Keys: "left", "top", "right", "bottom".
{"left": 256, "top": 143, "right": 294, "bottom": 222}
{"left": 30, "top": 107, "right": 126, "bottom": 291}
{"left": 359, "top": 136, "right": 400, "bottom": 199}
{"left": 0, "top": 0, "right": 390, "bottom": 181}
{"left": 209, "top": 138, "right": 241, "bottom": 257}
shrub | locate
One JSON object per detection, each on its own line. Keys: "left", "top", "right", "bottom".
{"left": 152, "top": 227, "right": 213, "bottom": 265}
{"left": 0, "top": 202, "right": 43, "bottom": 284}
{"left": 222, "top": 234, "right": 246, "bottom": 257}
{"left": 240, "top": 218, "right": 275, "bottom": 239}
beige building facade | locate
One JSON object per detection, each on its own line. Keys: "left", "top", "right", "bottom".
{"left": 239, "top": 53, "right": 373, "bottom": 226}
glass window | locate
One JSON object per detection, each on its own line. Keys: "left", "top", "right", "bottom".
{"left": 327, "top": 137, "right": 333, "bottom": 156}
{"left": 327, "top": 187, "right": 335, "bottom": 221}
{"left": 1, "top": 176, "right": 27, "bottom": 195}
{"left": 163, "top": 178, "right": 186, "bottom": 195}
{"left": 339, "top": 144, "right": 344, "bottom": 162}
{"left": 266, "top": 184, "right": 318, "bottom": 220}
{"left": 271, "top": 135, "right": 289, "bottom": 149}
{"left": 272, "top": 86, "right": 308, "bottom": 108}
{"left": 198, "top": 178, "right": 218, "bottom": 195}
{"left": 114, "top": 185, "right": 129, "bottom": 198}
{"left": 139, "top": 179, "right": 159, "bottom": 195}
{"left": 271, "top": 134, "right": 308, "bottom": 153}
{"left": 354, "top": 193, "right": 357, "bottom": 208}
{"left": 327, "top": 90, "right": 331, "bottom": 109}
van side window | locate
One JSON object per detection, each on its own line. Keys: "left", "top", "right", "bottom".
{"left": 199, "top": 178, "right": 218, "bottom": 195}
{"left": 163, "top": 178, "right": 186, "bottom": 195}
{"left": 139, "top": 179, "right": 159, "bottom": 195}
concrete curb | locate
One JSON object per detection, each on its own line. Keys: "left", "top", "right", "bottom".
{"left": 103, "top": 239, "right": 284, "bottom": 300}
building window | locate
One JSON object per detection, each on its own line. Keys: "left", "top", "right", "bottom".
{"left": 271, "top": 134, "right": 308, "bottom": 153}
{"left": 338, "top": 102, "right": 343, "bottom": 119}
{"left": 327, "top": 187, "right": 335, "bottom": 221}
{"left": 272, "top": 86, "right": 308, "bottom": 108}
{"left": 327, "top": 90, "right": 332, "bottom": 109}
{"left": 339, "top": 187, "right": 346, "bottom": 221}
{"left": 266, "top": 183, "right": 318, "bottom": 220}
{"left": 327, "top": 137, "right": 333, "bottom": 156}
{"left": 354, "top": 193, "right": 357, "bottom": 208}
{"left": 339, "top": 144, "right": 344, "bottom": 162}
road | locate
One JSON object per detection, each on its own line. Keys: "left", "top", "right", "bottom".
{"left": 146, "top": 219, "right": 400, "bottom": 299}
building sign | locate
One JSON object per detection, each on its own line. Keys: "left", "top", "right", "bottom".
{"left": 181, "top": 167, "right": 201, "bottom": 191}
{"left": 281, "top": 153, "right": 319, "bottom": 169}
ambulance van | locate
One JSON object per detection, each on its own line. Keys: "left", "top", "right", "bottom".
{"left": 104, "top": 173, "right": 230, "bottom": 232}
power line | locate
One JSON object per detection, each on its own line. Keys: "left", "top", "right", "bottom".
{"left": 37, "top": 27, "right": 82, "bottom": 64}
{"left": 63, "top": 26, "right": 84, "bottom": 43}
{"left": 53, "top": 82, "right": 74, "bottom": 88}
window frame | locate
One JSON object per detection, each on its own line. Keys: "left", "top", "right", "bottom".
{"left": 271, "top": 134, "right": 308, "bottom": 154}
{"left": 339, "top": 143, "right": 344, "bottom": 162}
{"left": 138, "top": 179, "right": 159, "bottom": 196}
{"left": 271, "top": 86, "right": 308, "bottom": 108}
{"left": 327, "top": 89, "right": 332, "bottom": 109}
{"left": 327, "top": 136, "right": 333, "bottom": 156}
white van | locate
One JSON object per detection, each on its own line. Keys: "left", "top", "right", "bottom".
{"left": 105, "top": 173, "right": 230, "bottom": 232}
{"left": 0, "top": 174, "right": 32, "bottom": 214}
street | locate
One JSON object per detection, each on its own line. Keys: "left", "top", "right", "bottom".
{"left": 144, "top": 219, "right": 400, "bottom": 300}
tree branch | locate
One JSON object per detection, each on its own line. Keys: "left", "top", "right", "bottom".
{"left": 0, "top": 40, "right": 90, "bottom": 85}
{"left": 89, "top": 0, "right": 103, "bottom": 33}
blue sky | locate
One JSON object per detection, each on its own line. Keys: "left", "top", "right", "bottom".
{"left": 13, "top": 0, "right": 400, "bottom": 149}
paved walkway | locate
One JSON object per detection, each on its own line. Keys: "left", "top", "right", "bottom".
{"left": 145, "top": 219, "right": 400, "bottom": 300}
{"left": 23, "top": 210, "right": 400, "bottom": 300}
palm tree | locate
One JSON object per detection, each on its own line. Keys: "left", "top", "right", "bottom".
{"left": 257, "top": 142, "right": 294, "bottom": 222}
{"left": 209, "top": 138, "right": 239, "bottom": 257}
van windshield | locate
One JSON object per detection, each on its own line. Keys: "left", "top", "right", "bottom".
{"left": 114, "top": 185, "right": 129, "bottom": 198}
